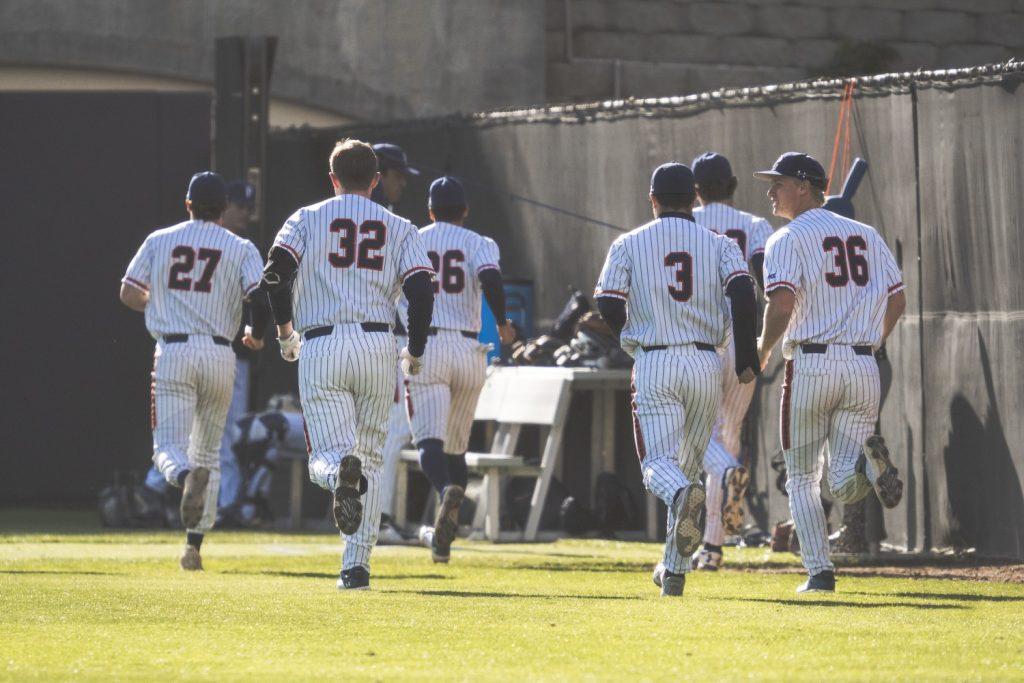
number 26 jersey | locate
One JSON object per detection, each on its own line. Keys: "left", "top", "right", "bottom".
{"left": 273, "top": 194, "right": 433, "bottom": 332}
{"left": 763, "top": 207, "right": 904, "bottom": 350}
{"left": 595, "top": 214, "right": 749, "bottom": 352}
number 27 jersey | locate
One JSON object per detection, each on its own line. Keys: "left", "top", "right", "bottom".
{"left": 595, "top": 215, "right": 749, "bottom": 350}
{"left": 273, "top": 194, "right": 433, "bottom": 332}
{"left": 763, "top": 207, "right": 904, "bottom": 348}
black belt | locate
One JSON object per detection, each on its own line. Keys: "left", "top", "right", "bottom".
{"left": 304, "top": 323, "right": 390, "bottom": 340}
{"left": 801, "top": 343, "right": 873, "bottom": 356}
{"left": 641, "top": 342, "right": 716, "bottom": 353}
{"left": 164, "top": 334, "right": 230, "bottom": 346}
{"left": 427, "top": 327, "right": 477, "bottom": 339}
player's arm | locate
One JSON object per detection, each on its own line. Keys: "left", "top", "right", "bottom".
{"left": 259, "top": 246, "right": 298, "bottom": 334}
{"left": 749, "top": 252, "right": 765, "bottom": 291}
{"left": 882, "top": 290, "right": 906, "bottom": 343}
{"left": 243, "top": 289, "right": 271, "bottom": 350}
{"left": 119, "top": 282, "right": 149, "bottom": 312}
{"left": 478, "top": 268, "right": 514, "bottom": 345}
{"left": 594, "top": 238, "right": 630, "bottom": 338}
{"left": 726, "top": 275, "right": 759, "bottom": 382}
{"left": 758, "top": 288, "right": 795, "bottom": 369}
{"left": 403, "top": 271, "right": 434, "bottom": 357}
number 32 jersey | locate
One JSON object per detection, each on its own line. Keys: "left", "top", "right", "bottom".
{"left": 595, "top": 214, "right": 749, "bottom": 352}
{"left": 122, "top": 220, "right": 264, "bottom": 340}
{"left": 763, "top": 207, "right": 904, "bottom": 350}
{"left": 273, "top": 194, "right": 433, "bottom": 332}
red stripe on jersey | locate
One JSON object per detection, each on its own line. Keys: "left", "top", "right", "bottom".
{"left": 402, "top": 266, "right": 434, "bottom": 281}
{"left": 404, "top": 379, "right": 414, "bottom": 417}
{"left": 476, "top": 264, "right": 499, "bottom": 274}
{"left": 724, "top": 270, "right": 751, "bottom": 287}
{"left": 279, "top": 243, "right": 302, "bottom": 265}
{"left": 780, "top": 360, "right": 794, "bottom": 450}
{"left": 766, "top": 281, "right": 797, "bottom": 294}
{"left": 244, "top": 282, "right": 260, "bottom": 295}
{"left": 888, "top": 282, "right": 904, "bottom": 293}
{"left": 124, "top": 277, "right": 149, "bottom": 293}
{"left": 596, "top": 289, "right": 628, "bottom": 300}
{"left": 630, "top": 371, "right": 646, "bottom": 462}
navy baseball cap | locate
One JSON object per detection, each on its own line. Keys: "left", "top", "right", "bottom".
{"left": 226, "top": 179, "right": 255, "bottom": 208}
{"left": 186, "top": 172, "right": 227, "bottom": 206}
{"left": 691, "top": 152, "right": 733, "bottom": 184}
{"left": 373, "top": 143, "right": 420, "bottom": 175}
{"left": 650, "top": 162, "right": 695, "bottom": 195}
{"left": 429, "top": 176, "right": 466, "bottom": 208}
{"left": 754, "top": 152, "right": 827, "bottom": 189}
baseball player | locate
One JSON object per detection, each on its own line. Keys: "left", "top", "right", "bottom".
{"left": 595, "top": 162, "right": 759, "bottom": 597}
{"left": 255, "top": 138, "right": 434, "bottom": 590}
{"left": 140, "top": 179, "right": 258, "bottom": 525}
{"left": 754, "top": 152, "right": 906, "bottom": 593}
{"left": 120, "top": 171, "right": 266, "bottom": 570}
{"left": 690, "top": 152, "right": 774, "bottom": 571}
{"left": 371, "top": 142, "right": 419, "bottom": 541}
{"left": 402, "top": 176, "right": 515, "bottom": 563}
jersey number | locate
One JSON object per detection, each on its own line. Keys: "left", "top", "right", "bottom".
{"left": 168, "top": 246, "right": 222, "bottom": 292}
{"left": 329, "top": 219, "right": 387, "bottom": 270}
{"left": 823, "top": 236, "right": 869, "bottom": 287}
{"left": 725, "top": 229, "right": 747, "bottom": 259}
{"left": 665, "top": 251, "right": 693, "bottom": 302}
{"left": 428, "top": 250, "right": 465, "bottom": 294}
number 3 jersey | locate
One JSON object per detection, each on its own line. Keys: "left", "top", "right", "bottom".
{"left": 273, "top": 194, "right": 433, "bottom": 332}
{"left": 595, "top": 214, "right": 749, "bottom": 352}
{"left": 763, "top": 207, "right": 904, "bottom": 351}
{"left": 400, "top": 221, "right": 500, "bottom": 333}
{"left": 122, "top": 220, "right": 264, "bottom": 340}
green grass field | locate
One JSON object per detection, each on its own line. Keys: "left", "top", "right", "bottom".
{"left": 2, "top": 510, "right": 1023, "bottom": 681}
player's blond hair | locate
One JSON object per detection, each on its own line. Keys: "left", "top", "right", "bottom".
{"left": 329, "top": 139, "right": 378, "bottom": 190}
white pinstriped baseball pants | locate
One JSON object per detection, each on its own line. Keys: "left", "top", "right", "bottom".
{"left": 702, "top": 341, "right": 757, "bottom": 546}
{"left": 298, "top": 325, "right": 395, "bottom": 572}
{"left": 151, "top": 338, "right": 235, "bottom": 534}
{"left": 379, "top": 360, "right": 412, "bottom": 517}
{"left": 631, "top": 346, "right": 722, "bottom": 574}
{"left": 781, "top": 347, "right": 881, "bottom": 575}
{"left": 405, "top": 331, "right": 488, "bottom": 455}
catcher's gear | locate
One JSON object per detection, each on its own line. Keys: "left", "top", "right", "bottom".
{"left": 278, "top": 329, "right": 301, "bottom": 362}
{"left": 400, "top": 346, "right": 423, "bottom": 376}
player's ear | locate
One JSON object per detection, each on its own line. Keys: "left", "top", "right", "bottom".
{"left": 328, "top": 172, "right": 340, "bottom": 191}
{"left": 369, "top": 171, "right": 381, "bottom": 191}
{"left": 185, "top": 198, "right": 192, "bottom": 214}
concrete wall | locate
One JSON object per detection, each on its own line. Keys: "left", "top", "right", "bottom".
{"left": 547, "top": 0, "right": 1024, "bottom": 102}
{"left": 0, "top": 0, "right": 546, "bottom": 122}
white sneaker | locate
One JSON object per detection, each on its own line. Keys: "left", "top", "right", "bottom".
{"left": 694, "top": 547, "right": 723, "bottom": 571}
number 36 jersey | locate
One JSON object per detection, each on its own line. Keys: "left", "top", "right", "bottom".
{"left": 595, "top": 214, "right": 749, "bottom": 352}
{"left": 122, "top": 220, "right": 264, "bottom": 340}
{"left": 763, "top": 207, "right": 904, "bottom": 351}
{"left": 273, "top": 194, "right": 433, "bottom": 332}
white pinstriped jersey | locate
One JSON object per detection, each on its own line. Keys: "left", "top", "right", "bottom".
{"left": 273, "top": 194, "right": 433, "bottom": 332}
{"left": 763, "top": 207, "right": 904, "bottom": 349}
{"left": 122, "top": 219, "right": 263, "bottom": 340}
{"left": 693, "top": 202, "right": 773, "bottom": 261}
{"left": 595, "top": 215, "right": 750, "bottom": 350}
{"left": 399, "top": 222, "right": 500, "bottom": 333}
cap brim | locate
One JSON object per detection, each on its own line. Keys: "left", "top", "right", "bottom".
{"left": 753, "top": 170, "right": 782, "bottom": 181}
{"left": 404, "top": 165, "right": 420, "bottom": 176}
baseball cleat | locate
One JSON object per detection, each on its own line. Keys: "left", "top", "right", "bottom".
{"left": 337, "top": 566, "right": 370, "bottom": 590}
{"left": 672, "top": 483, "right": 707, "bottom": 559}
{"left": 432, "top": 484, "right": 464, "bottom": 552}
{"left": 863, "top": 435, "right": 903, "bottom": 509}
{"left": 179, "top": 467, "right": 209, "bottom": 529}
{"left": 693, "top": 547, "right": 723, "bottom": 571}
{"left": 418, "top": 525, "right": 448, "bottom": 563}
{"left": 796, "top": 570, "right": 835, "bottom": 593}
{"left": 332, "top": 455, "right": 364, "bottom": 535}
{"left": 180, "top": 544, "right": 203, "bottom": 571}
{"left": 721, "top": 466, "right": 750, "bottom": 535}
{"left": 652, "top": 563, "right": 685, "bottom": 596}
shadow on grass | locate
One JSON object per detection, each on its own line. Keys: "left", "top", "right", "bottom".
{"left": 719, "top": 596, "right": 965, "bottom": 610}
{"left": 845, "top": 591, "right": 1024, "bottom": 603}
{"left": 386, "top": 589, "right": 640, "bottom": 601}
{"left": 506, "top": 561, "right": 653, "bottom": 574}
{"left": 0, "top": 570, "right": 115, "bottom": 576}
{"left": 224, "top": 570, "right": 451, "bottom": 581}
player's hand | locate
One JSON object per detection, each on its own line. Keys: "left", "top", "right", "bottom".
{"left": 242, "top": 325, "right": 264, "bottom": 351}
{"left": 400, "top": 347, "right": 423, "bottom": 377}
{"left": 279, "top": 330, "right": 302, "bottom": 362}
{"left": 497, "top": 320, "right": 516, "bottom": 346}
{"left": 738, "top": 367, "right": 757, "bottom": 384}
